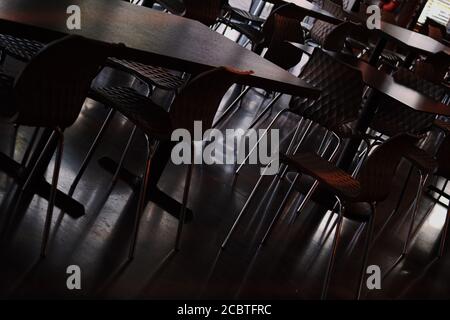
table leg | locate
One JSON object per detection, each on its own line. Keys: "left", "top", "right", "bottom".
{"left": 368, "top": 37, "right": 387, "bottom": 66}
{"left": 337, "top": 89, "right": 381, "bottom": 171}
{"left": 1, "top": 128, "right": 85, "bottom": 218}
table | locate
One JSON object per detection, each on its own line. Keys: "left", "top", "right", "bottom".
{"left": 0, "top": 0, "right": 319, "bottom": 219}
{"left": 367, "top": 21, "right": 450, "bottom": 65}
{"left": 289, "top": 42, "right": 450, "bottom": 170}
{"left": 265, "top": 0, "right": 344, "bottom": 24}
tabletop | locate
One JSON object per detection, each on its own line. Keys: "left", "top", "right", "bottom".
{"left": 0, "top": 0, "right": 319, "bottom": 98}
{"left": 265, "top": 0, "right": 343, "bottom": 24}
{"left": 289, "top": 42, "right": 450, "bottom": 116}
{"left": 374, "top": 21, "right": 450, "bottom": 56}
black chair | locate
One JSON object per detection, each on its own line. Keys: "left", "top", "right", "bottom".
{"left": 81, "top": 66, "right": 251, "bottom": 258}
{"left": 0, "top": 35, "right": 114, "bottom": 257}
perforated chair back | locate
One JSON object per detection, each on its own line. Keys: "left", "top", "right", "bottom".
{"left": 184, "top": 0, "right": 222, "bottom": 26}
{"left": 357, "top": 133, "right": 419, "bottom": 202}
{"left": 290, "top": 48, "right": 364, "bottom": 132}
{"left": 169, "top": 67, "right": 252, "bottom": 138}
{"left": 13, "top": 35, "right": 113, "bottom": 128}
{"left": 370, "top": 67, "right": 445, "bottom": 137}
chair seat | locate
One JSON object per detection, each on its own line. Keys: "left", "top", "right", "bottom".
{"left": 289, "top": 173, "right": 372, "bottom": 222}
{"left": 0, "top": 72, "right": 16, "bottom": 118}
{"left": 281, "top": 151, "right": 361, "bottom": 201}
{"left": 89, "top": 86, "right": 172, "bottom": 139}
{"left": 223, "top": 4, "right": 265, "bottom": 24}
{"left": 0, "top": 34, "right": 44, "bottom": 62}
{"left": 106, "top": 58, "right": 186, "bottom": 91}
{"left": 221, "top": 19, "right": 264, "bottom": 45}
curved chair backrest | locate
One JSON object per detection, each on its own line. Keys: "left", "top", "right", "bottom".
{"left": 310, "top": 21, "right": 354, "bottom": 51}
{"left": 262, "top": 12, "right": 305, "bottom": 70}
{"left": 436, "top": 134, "right": 450, "bottom": 179}
{"left": 415, "top": 51, "right": 450, "bottom": 84}
{"left": 169, "top": 67, "right": 253, "bottom": 138}
{"left": 184, "top": 0, "right": 222, "bottom": 26}
{"left": 369, "top": 67, "right": 444, "bottom": 137}
{"left": 290, "top": 48, "right": 364, "bottom": 131}
{"left": 13, "top": 35, "right": 113, "bottom": 129}
{"left": 357, "top": 133, "right": 419, "bottom": 202}
{"left": 260, "top": 3, "right": 304, "bottom": 49}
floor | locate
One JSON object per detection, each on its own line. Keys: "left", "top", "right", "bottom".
{"left": 1, "top": 1, "right": 450, "bottom": 300}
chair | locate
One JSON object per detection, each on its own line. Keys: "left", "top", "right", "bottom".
{"left": 0, "top": 33, "right": 44, "bottom": 64}
{"left": 84, "top": 66, "right": 251, "bottom": 258}
{"left": 213, "top": 6, "right": 305, "bottom": 127}
{"left": 280, "top": 134, "right": 419, "bottom": 298}
{"left": 0, "top": 35, "right": 114, "bottom": 257}
{"left": 235, "top": 47, "right": 364, "bottom": 176}
{"left": 225, "top": 48, "right": 365, "bottom": 250}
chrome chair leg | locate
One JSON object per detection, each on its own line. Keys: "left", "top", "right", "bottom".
{"left": 321, "top": 198, "right": 344, "bottom": 299}
{"left": 222, "top": 160, "right": 275, "bottom": 249}
{"left": 356, "top": 207, "right": 375, "bottom": 300}
{"left": 128, "top": 137, "right": 158, "bottom": 260}
{"left": 235, "top": 108, "right": 290, "bottom": 175}
{"left": 213, "top": 86, "right": 251, "bottom": 128}
{"left": 21, "top": 127, "right": 40, "bottom": 167}
{"left": 174, "top": 156, "right": 194, "bottom": 251}
{"left": 109, "top": 125, "right": 137, "bottom": 190}
{"left": 10, "top": 125, "right": 19, "bottom": 159}
{"left": 248, "top": 93, "right": 282, "bottom": 129}
{"left": 40, "top": 129, "right": 64, "bottom": 258}
{"left": 438, "top": 205, "right": 450, "bottom": 258}
{"left": 68, "top": 108, "right": 116, "bottom": 197}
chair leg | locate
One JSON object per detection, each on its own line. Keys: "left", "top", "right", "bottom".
{"left": 109, "top": 125, "right": 137, "bottom": 189}
{"left": 10, "top": 125, "right": 19, "bottom": 159}
{"left": 68, "top": 108, "right": 116, "bottom": 197}
{"left": 402, "top": 172, "right": 427, "bottom": 256}
{"left": 128, "top": 138, "right": 158, "bottom": 260}
{"left": 174, "top": 159, "right": 194, "bottom": 251}
{"left": 222, "top": 162, "right": 273, "bottom": 249}
{"left": 321, "top": 199, "right": 344, "bottom": 299}
{"left": 213, "top": 86, "right": 251, "bottom": 128}
{"left": 248, "top": 93, "right": 282, "bottom": 129}
{"left": 40, "top": 129, "right": 64, "bottom": 258}
{"left": 235, "top": 108, "right": 289, "bottom": 175}
{"left": 356, "top": 209, "right": 375, "bottom": 300}
{"left": 438, "top": 205, "right": 450, "bottom": 258}
{"left": 21, "top": 127, "right": 40, "bottom": 167}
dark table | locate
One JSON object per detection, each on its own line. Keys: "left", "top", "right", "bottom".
{"left": 368, "top": 21, "right": 450, "bottom": 66}
{"left": 265, "top": 0, "right": 343, "bottom": 24}
{"left": 289, "top": 42, "right": 450, "bottom": 169}
{"left": 0, "top": 0, "right": 319, "bottom": 218}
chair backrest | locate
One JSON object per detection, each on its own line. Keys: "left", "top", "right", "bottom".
{"left": 290, "top": 48, "right": 364, "bottom": 131}
{"left": 169, "top": 67, "right": 253, "bottom": 138}
{"left": 13, "top": 35, "right": 113, "bottom": 128}
{"left": 262, "top": 11, "right": 305, "bottom": 70}
{"left": 184, "top": 0, "right": 222, "bottom": 26}
{"left": 436, "top": 134, "right": 450, "bottom": 179}
{"left": 357, "top": 133, "right": 419, "bottom": 202}
{"left": 260, "top": 3, "right": 304, "bottom": 49}
{"left": 369, "top": 67, "right": 443, "bottom": 137}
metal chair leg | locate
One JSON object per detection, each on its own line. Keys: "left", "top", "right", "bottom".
{"left": 10, "top": 125, "right": 19, "bottom": 159}
{"left": 21, "top": 127, "right": 40, "bottom": 167}
{"left": 109, "top": 125, "right": 137, "bottom": 190}
{"left": 68, "top": 108, "right": 116, "bottom": 197}
{"left": 128, "top": 137, "right": 158, "bottom": 260}
{"left": 174, "top": 157, "right": 194, "bottom": 251}
{"left": 235, "top": 108, "right": 289, "bottom": 175}
{"left": 40, "top": 129, "right": 64, "bottom": 258}
{"left": 438, "top": 205, "right": 450, "bottom": 258}
{"left": 356, "top": 207, "right": 375, "bottom": 300}
{"left": 222, "top": 160, "right": 276, "bottom": 249}
{"left": 321, "top": 198, "right": 344, "bottom": 299}
{"left": 213, "top": 86, "right": 251, "bottom": 128}
{"left": 248, "top": 93, "right": 282, "bottom": 129}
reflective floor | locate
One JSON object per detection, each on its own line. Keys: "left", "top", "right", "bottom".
{"left": 0, "top": 1, "right": 450, "bottom": 300}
